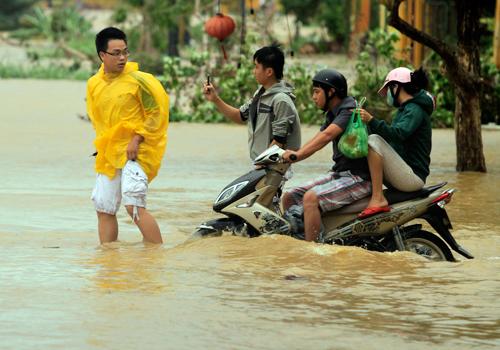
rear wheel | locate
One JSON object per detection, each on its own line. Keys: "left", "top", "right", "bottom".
{"left": 401, "top": 230, "right": 454, "bottom": 262}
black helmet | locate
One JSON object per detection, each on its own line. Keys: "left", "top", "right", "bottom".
{"left": 312, "top": 69, "right": 347, "bottom": 98}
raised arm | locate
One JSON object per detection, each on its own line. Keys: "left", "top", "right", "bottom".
{"left": 203, "top": 82, "right": 244, "bottom": 124}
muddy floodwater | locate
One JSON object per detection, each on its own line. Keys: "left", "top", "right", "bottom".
{"left": 1, "top": 80, "right": 499, "bottom": 350}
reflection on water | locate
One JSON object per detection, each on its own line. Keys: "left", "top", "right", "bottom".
{"left": 0, "top": 80, "right": 499, "bottom": 349}
{"left": 86, "top": 243, "right": 170, "bottom": 292}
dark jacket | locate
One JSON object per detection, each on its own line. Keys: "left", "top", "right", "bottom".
{"left": 368, "top": 90, "right": 434, "bottom": 182}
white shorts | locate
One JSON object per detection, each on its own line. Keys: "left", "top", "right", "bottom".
{"left": 91, "top": 160, "right": 148, "bottom": 216}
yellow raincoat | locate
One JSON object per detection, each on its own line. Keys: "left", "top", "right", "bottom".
{"left": 86, "top": 62, "right": 169, "bottom": 182}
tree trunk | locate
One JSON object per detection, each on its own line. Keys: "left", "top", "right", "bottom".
{"left": 294, "top": 19, "right": 300, "bottom": 42}
{"left": 454, "top": 87, "right": 486, "bottom": 172}
{"left": 452, "top": 1, "right": 486, "bottom": 171}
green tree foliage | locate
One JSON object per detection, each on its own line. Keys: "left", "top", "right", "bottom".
{"left": 287, "top": 63, "right": 323, "bottom": 124}
{"left": 112, "top": 0, "right": 209, "bottom": 72}
{"left": 0, "top": 61, "right": 91, "bottom": 80}
{"left": 425, "top": 49, "right": 500, "bottom": 127}
{"left": 161, "top": 49, "right": 322, "bottom": 124}
{"left": 282, "top": 0, "right": 349, "bottom": 46}
{"left": 0, "top": 0, "right": 38, "bottom": 30}
{"left": 115, "top": 0, "right": 209, "bottom": 52}
{"left": 161, "top": 50, "right": 258, "bottom": 123}
{"left": 351, "top": 29, "right": 405, "bottom": 122}
{"left": 316, "top": 0, "right": 349, "bottom": 45}
{"left": 14, "top": 6, "right": 91, "bottom": 41}
{"left": 11, "top": 6, "right": 96, "bottom": 60}
{"left": 425, "top": 53, "right": 455, "bottom": 128}
{"left": 281, "top": 0, "right": 321, "bottom": 26}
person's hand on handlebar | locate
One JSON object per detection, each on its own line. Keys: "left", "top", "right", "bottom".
{"left": 283, "top": 150, "right": 299, "bottom": 163}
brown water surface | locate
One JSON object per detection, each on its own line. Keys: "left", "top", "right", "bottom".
{"left": 0, "top": 80, "right": 499, "bottom": 349}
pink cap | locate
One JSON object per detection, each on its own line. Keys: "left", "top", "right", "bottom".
{"left": 378, "top": 67, "right": 412, "bottom": 96}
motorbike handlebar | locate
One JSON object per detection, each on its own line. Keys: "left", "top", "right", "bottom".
{"left": 289, "top": 154, "right": 297, "bottom": 161}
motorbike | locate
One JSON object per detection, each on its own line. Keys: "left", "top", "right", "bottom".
{"left": 192, "top": 145, "right": 474, "bottom": 262}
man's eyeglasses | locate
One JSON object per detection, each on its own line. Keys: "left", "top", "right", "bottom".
{"left": 104, "top": 49, "right": 130, "bottom": 57}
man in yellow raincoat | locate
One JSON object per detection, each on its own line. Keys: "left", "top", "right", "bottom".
{"left": 86, "top": 27, "right": 169, "bottom": 244}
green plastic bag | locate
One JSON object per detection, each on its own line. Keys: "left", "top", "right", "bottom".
{"left": 338, "top": 100, "right": 368, "bottom": 159}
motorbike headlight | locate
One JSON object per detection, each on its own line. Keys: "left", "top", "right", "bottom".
{"left": 215, "top": 181, "right": 249, "bottom": 204}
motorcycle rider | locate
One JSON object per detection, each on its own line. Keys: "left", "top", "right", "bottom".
{"left": 203, "top": 45, "right": 301, "bottom": 161}
{"left": 356, "top": 67, "right": 434, "bottom": 218}
{"left": 282, "top": 69, "right": 371, "bottom": 242}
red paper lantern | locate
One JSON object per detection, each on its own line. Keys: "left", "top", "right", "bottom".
{"left": 205, "top": 13, "right": 236, "bottom": 60}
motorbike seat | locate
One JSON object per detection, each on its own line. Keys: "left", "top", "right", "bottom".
{"left": 332, "top": 182, "right": 447, "bottom": 215}
{"left": 385, "top": 182, "right": 447, "bottom": 205}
